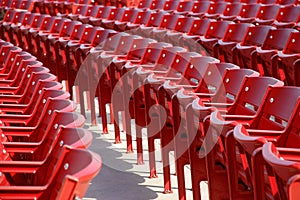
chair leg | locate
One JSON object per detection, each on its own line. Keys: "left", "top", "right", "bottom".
{"left": 136, "top": 125, "right": 144, "bottom": 165}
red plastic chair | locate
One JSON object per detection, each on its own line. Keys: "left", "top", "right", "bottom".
{"left": 252, "top": 28, "right": 297, "bottom": 77}
{"left": 273, "top": 32, "right": 300, "bottom": 86}
{"left": 46, "top": 20, "right": 82, "bottom": 79}
{"left": 151, "top": 13, "right": 180, "bottom": 42}
{"left": 177, "top": 63, "right": 243, "bottom": 200}
{"left": 101, "top": 7, "right": 126, "bottom": 29}
{"left": 234, "top": 3, "right": 261, "bottom": 23}
{"left": 201, "top": 2, "right": 228, "bottom": 19}
{"left": 103, "top": 37, "right": 155, "bottom": 144}
{"left": 38, "top": 17, "right": 70, "bottom": 67}
{"left": 197, "top": 20, "right": 233, "bottom": 56}
{"left": 154, "top": 56, "right": 220, "bottom": 196}
{"left": 2, "top": 113, "right": 86, "bottom": 162}
{"left": 10, "top": 12, "right": 35, "bottom": 47}
{"left": 165, "top": 16, "right": 195, "bottom": 46}
{"left": 1, "top": 11, "right": 26, "bottom": 45}
{"left": 28, "top": 16, "right": 56, "bottom": 57}
{"left": 218, "top": 2, "right": 243, "bottom": 21}
{"left": 253, "top": 4, "right": 280, "bottom": 26}
{"left": 149, "top": 0, "right": 165, "bottom": 10}
{"left": 113, "top": 8, "right": 140, "bottom": 31}
{"left": 137, "top": 0, "right": 152, "bottom": 9}
{"left": 261, "top": 143, "right": 300, "bottom": 200}
{"left": 19, "top": 14, "right": 46, "bottom": 53}
{"left": 273, "top": 5, "right": 300, "bottom": 28}
{"left": 67, "top": 4, "right": 90, "bottom": 21}
{"left": 174, "top": 0, "right": 195, "bottom": 15}
{"left": 187, "top": 1, "right": 210, "bottom": 17}
{"left": 213, "top": 23, "right": 252, "bottom": 63}
{"left": 138, "top": 11, "right": 166, "bottom": 38}
{"left": 126, "top": 9, "right": 152, "bottom": 31}
{"left": 0, "top": 146, "right": 101, "bottom": 200}
{"left": 88, "top": 6, "right": 112, "bottom": 26}
{"left": 78, "top": 5, "right": 101, "bottom": 24}
{"left": 163, "top": 0, "right": 180, "bottom": 12}
{"left": 233, "top": 25, "right": 275, "bottom": 69}
{"left": 1, "top": 98, "right": 76, "bottom": 144}
{"left": 180, "top": 18, "right": 212, "bottom": 52}
{"left": 210, "top": 86, "right": 300, "bottom": 200}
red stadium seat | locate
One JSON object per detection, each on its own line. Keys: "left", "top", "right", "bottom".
{"left": 233, "top": 25, "right": 275, "bottom": 69}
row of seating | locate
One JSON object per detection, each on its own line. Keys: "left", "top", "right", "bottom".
{"left": 1, "top": 2, "right": 300, "bottom": 200}
{"left": 0, "top": 0, "right": 33, "bottom": 11}
{"left": 0, "top": 40, "right": 101, "bottom": 199}
{"left": 54, "top": 2, "right": 300, "bottom": 200}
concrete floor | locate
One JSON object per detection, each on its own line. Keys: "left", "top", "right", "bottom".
{"left": 77, "top": 101, "right": 209, "bottom": 200}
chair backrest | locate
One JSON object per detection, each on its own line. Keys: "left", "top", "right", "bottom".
{"left": 133, "top": 10, "right": 152, "bottom": 25}
{"left": 30, "top": 14, "right": 45, "bottom": 29}
{"left": 27, "top": 98, "right": 76, "bottom": 128}
{"left": 222, "top": 23, "right": 252, "bottom": 43}
{"left": 10, "top": 10, "right": 26, "bottom": 24}
{"left": 19, "top": 0, "right": 32, "bottom": 9}
{"left": 138, "top": 0, "right": 152, "bottom": 8}
{"left": 180, "top": 56, "right": 219, "bottom": 86}
{"left": 163, "top": 0, "right": 180, "bottom": 11}
{"left": 107, "top": 7, "right": 125, "bottom": 21}
{"left": 222, "top": 2, "right": 242, "bottom": 16}
{"left": 204, "top": 20, "right": 233, "bottom": 39}
{"left": 194, "top": 63, "right": 239, "bottom": 94}
{"left": 173, "top": 16, "right": 194, "bottom": 33}
{"left": 91, "top": 29, "right": 115, "bottom": 47}
{"left": 49, "top": 18, "right": 68, "bottom": 35}
{"left": 140, "top": 42, "right": 171, "bottom": 65}
{"left": 176, "top": 0, "right": 194, "bottom": 12}
{"left": 126, "top": 38, "right": 156, "bottom": 61}
{"left": 261, "top": 28, "right": 296, "bottom": 51}
{"left": 146, "top": 11, "right": 165, "bottom": 27}
{"left": 167, "top": 52, "right": 201, "bottom": 78}
{"left": 191, "top": 1, "right": 210, "bottom": 13}
{"left": 158, "top": 13, "right": 179, "bottom": 30}
{"left": 241, "top": 25, "right": 274, "bottom": 46}
{"left": 229, "top": 76, "right": 284, "bottom": 115}
{"left": 72, "top": 4, "right": 89, "bottom": 15}
{"left": 252, "top": 86, "right": 300, "bottom": 130}
{"left": 211, "top": 68, "right": 260, "bottom": 104}
{"left": 120, "top": 8, "right": 139, "bottom": 23}
{"left": 83, "top": 5, "right": 96, "bottom": 17}
{"left": 207, "top": 2, "right": 227, "bottom": 15}
{"left": 20, "top": 13, "right": 36, "bottom": 27}
{"left": 275, "top": 5, "right": 300, "bottom": 23}
{"left": 238, "top": 3, "right": 260, "bottom": 18}
{"left": 79, "top": 26, "right": 97, "bottom": 44}
{"left": 39, "top": 15, "right": 55, "bottom": 32}
{"left": 34, "top": 113, "right": 86, "bottom": 162}
{"left": 2, "top": 9, "right": 15, "bottom": 23}
{"left": 102, "top": 32, "right": 127, "bottom": 52}
{"left": 59, "top": 21, "right": 81, "bottom": 38}
{"left": 70, "top": 24, "right": 89, "bottom": 41}
{"left": 188, "top": 18, "right": 212, "bottom": 36}
{"left": 94, "top": 5, "right": 112, "bottom": 18}
{"left": 44, "top": 147, "right": 101, "bottom": 200}
{"left": 113, "top": 35, "right": 139, "bottom": 56}
{"left": 150, "top": 0, "right": 165, "bottom": 10}
{"left": 155, "top": 46, "right": 187, "bottom": 67}
{"left": 0, "top": 45, "right": 20, "bottom": 66}
{"left": 256, "top": 4, "right": 280, "bottom": 21}
{"left": 282, "top": 32, "right": 300, "bottom": 54}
